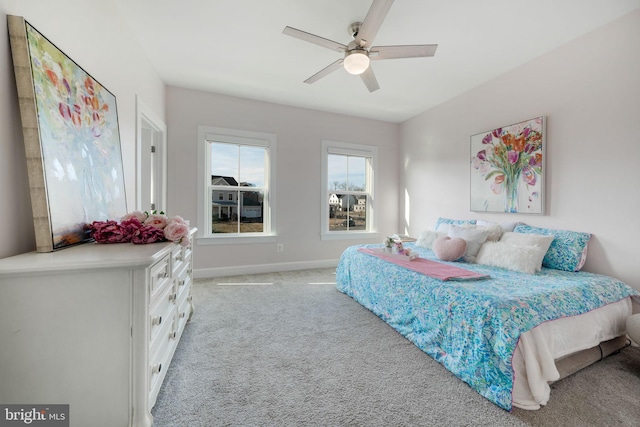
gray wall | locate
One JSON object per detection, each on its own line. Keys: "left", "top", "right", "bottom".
{"left": 400, "top": 10, "right": 640, "bottom": 290}
{"left": 0, "top": 0, "right": 165, "bottom": 258}
{"left": 166, "top": 87, "right": 400, "bottom": 276}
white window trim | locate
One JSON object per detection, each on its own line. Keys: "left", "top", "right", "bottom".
{"left": 197, "top": 126, "right": 277, "bottom": 245}
{"left": 321, "top": 140, "right": 378, "bottom": 241}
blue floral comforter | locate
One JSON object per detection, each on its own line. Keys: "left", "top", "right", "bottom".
{"left": 336, "top": 243, "right": 638, "bottom": 410}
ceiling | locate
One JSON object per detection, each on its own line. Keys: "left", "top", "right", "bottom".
{"left": 114, "top": 0, "right": 640, "bottom": 123}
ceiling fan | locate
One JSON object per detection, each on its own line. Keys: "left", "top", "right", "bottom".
{"left": 282, "top": 0, "right": 437, "bottom": 92}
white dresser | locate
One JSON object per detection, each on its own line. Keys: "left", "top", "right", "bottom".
{"left": 0, "top": 230, "right": 195, "bottom": 427}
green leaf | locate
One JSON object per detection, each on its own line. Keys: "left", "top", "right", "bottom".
{"left": 484, "top": 170, "right": 502, "bottom": 180}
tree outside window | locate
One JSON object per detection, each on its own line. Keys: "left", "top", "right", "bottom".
{"left": 322, "top": 141, "right": 376, "bottom": 238}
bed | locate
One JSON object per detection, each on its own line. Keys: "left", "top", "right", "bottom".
{"left": 335, "top": 226, "right": 639, "bottom": 411}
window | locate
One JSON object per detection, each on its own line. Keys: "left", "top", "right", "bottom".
{"left": 197, "top": 126, "right": 276, "bottom": 242}
{"left": 321, "top": 140, "right": 377, "bottom": 239}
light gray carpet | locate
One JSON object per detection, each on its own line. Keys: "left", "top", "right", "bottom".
{"left": 152, "top": 268, "right": 640, "bottom": 426}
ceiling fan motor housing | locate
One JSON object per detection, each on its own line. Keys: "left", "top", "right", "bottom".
{"left": 349, "top": 21, "right": 362, "bottom": 39}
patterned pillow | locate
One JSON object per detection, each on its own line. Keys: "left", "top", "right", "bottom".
{"left": 434, "top": 217, "right": 477, "bottom": 232}
{"left": 513, "top": 224, "right": 591, "bottom": 272}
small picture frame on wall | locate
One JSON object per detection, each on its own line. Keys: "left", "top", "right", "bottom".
{"left": 8, "top": 15, "right": 127, "bottom": 251}
{"left": 470, "top": 116, "right": 545, "bottom": 214}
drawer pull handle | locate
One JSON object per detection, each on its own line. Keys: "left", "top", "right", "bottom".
{"left": 179, "top": 311, "right": 186, "bottom": 319}
{"left": 187, "top": 295, "right": 193, "bottom": 302}
{"left": 152, "top": 316, "right": 162, "bottom": 326}
{"left": 176, "top": 254, "right": 184, "bottom": 261}
{"left": 169, "top": 293, "right": 177, "bottom": 302}
{"left": 152, "top": 363, "right": 162, "bottom": 374}
{"left": 169, "top": 331, "right": 177, "bottom": 340}
{"left": 179, "top": 280, "right": 185, "bottom": 287}
{"left": 158, "top": 271, "right": 168, "bottom": 279}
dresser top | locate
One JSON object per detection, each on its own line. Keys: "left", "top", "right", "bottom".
{"left": 0, "top": 240, "right": 178, "bottom": 276}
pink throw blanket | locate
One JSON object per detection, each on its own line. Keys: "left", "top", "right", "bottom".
{"left": 358, "top": 248, "right": 489, "bottom": 281}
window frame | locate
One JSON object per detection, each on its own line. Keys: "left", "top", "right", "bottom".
{"left": 197, "top": 126, "right": 277, "bottom": 245}
{"left": 321, "top": 140, "right": 378, "bottom": 240}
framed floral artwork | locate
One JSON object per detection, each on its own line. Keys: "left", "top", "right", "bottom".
{"left": 470, "top": 116, "right": 545, "bottom": 214}
{"left": 8, "top": 16, "right": 127, "bottom": 251}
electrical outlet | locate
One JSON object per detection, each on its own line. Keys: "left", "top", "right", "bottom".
{"left": 276, "top": 244, "right": 284, "bottom": 252}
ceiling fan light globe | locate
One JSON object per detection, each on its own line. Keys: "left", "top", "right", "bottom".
{"left": 343, "top": 51, "right": 370, "bottom": 75}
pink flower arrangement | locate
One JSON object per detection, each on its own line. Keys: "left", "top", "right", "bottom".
{"left": 393, "top": 241, "right": 412, "bottom": 256}
{"left": 87, "top": 211, "right": 191, "bottom": 246}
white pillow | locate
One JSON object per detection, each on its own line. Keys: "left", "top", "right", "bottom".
{"left": 499, "top": 232, "right": 554, "bottom": 271}
{"left": 436, "top": 222, "right": 475, "bottom": 234}
{"left": 437, "top": 223, "right": 502, "bottom": 241}
{"left": 476, "top": 219, "right": 518, "bottom": 233}
{"left": 447, "top": 225, "right": 490, "bottom": 263}
{"left": 415, "top": 230, "right": 446, "bottom": 250}
{"left": 476, "top": 224, "right": 503, "bottom": 242}
{"left": 476, "top": 241, "right": 545, "bottom": 274}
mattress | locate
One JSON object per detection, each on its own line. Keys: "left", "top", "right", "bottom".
{"left": 512, "top": 297, "right": 631, "bottom": 409}
{"left": 336, "top": 243, "right": 638, "bottom": 410}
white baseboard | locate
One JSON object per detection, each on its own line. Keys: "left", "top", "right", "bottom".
{"left": 194, "top": 259, "right": 340, "bottom": 279}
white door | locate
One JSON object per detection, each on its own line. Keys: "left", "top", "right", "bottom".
{"left": 136, "top": 96, "right": 167, "bottom": 213}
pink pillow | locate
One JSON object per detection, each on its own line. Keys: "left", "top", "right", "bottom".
{"left": 433, "top": 236, "right": 467, "bottom": 261}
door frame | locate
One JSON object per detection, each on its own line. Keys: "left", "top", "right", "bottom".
{"left": 135, "top": 96, "right": 167, "bottom": 213}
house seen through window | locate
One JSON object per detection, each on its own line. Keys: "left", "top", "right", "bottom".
{"left": 198, "top": 126, "right": 276, "bottom": 242}
{"left": 322, "top": 140, "right": 376, "bottom": 238}
{"left": 328, "top": 155, "right": 367, "bottom": 231}
{"left": 208, "top": 141, "right": 268, "bottom": 235}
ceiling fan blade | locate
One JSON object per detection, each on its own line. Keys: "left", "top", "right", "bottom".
{"left": 370, "top": 44, "right": 438, "bottom": 60}
{"left": 355, "top": 0, "right": 394, "bottom": 49}
{"left": 283, "top": 26, "right": 347, "bottom": 52}
{"left": 359, "top": 66, "right": 380, "bottom": 92}
{"left": 304, "top": 59, "right": 344, "bottom": 84}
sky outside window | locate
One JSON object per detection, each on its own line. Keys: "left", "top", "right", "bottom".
{"left": 210, "top": 142, "right": 265, "bottom": 187}
{"left": 328, "top": 154, "right": 366, "bottom": 191}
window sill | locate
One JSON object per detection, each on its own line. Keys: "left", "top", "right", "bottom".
{"left": 196, "top": 234, "right": 277, "bottom": 245}
{"left": 320, "top": 231, "right": 379, "bottom": 241}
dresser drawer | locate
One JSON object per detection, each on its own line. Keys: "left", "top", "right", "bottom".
{"left": 176, "top": 292, "right": 191, "bottom": 339}
{"left": 149, "top": 282, "right": 175, "bottom": 345}
{"left": 171, "top": 245, "right": 185, "bottom": 276}
{"left": 149, "top": 254, "right": 172, "bottom": 303}
{"left": 175, "top": 272, "right": 191, "bottom": 302}
{"left": 149, "top": 304, "right": 176, "bottom": 358}
{"left": 182, "top": 243, "right": 193, "bottom": 262}
{"left": 148, "top": 330, "right": 175, "bottom": 408}
{"left": 171, "top": 244, "right": 192, "bottom": 276}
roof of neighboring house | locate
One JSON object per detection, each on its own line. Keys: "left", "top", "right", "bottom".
{"left": 211, "top": 175, "right": 239, "bottom": 186}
